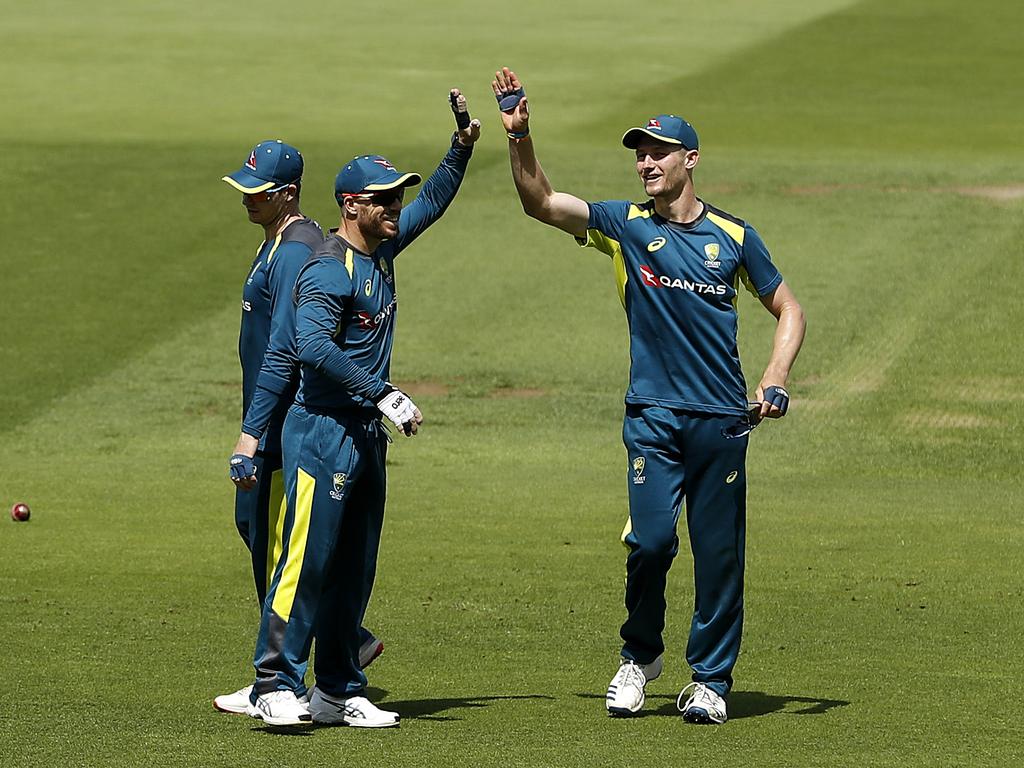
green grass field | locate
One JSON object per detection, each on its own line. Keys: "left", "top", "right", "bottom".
{"left": 1, "top": 0, "right": 1022, "bottom": 765}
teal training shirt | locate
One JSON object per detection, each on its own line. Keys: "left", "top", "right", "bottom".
{"left": 578, "top": 199, "right": 783, "bottom": 416}
{"left": 239, "top": 217, "right": 324, "bottom": 454}
{"left": 292, "top": 140, "right": 473, "bottom": 417}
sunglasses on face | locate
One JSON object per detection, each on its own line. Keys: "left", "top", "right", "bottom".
{"left": 346, "top": 188, "right": 405, "bottom": 207}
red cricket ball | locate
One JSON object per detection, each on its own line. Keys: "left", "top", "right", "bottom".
{"left": 10, "top": 503, "right": 31, "bottom": 522}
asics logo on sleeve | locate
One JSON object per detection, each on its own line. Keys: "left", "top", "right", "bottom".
{"left": 639, "top": 265, "right": 727, "bottom": 295}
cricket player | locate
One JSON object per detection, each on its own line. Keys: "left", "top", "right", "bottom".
{"left": 215, "top": 140, "right": 382, "bottom": 716}
{"left": 243, "top": 90, "right": 482, "bottom": 727}
{"left": 492, "top": 67, "right": 805, "bottom": 724}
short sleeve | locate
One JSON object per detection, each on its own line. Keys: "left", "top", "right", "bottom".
{"left": 739, "top": 224, "right": 783, "bottom": 297}
{"left": 574, "top": 200, "right": 631, "bottom": 257}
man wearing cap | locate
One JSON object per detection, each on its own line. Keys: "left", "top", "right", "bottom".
{"left": 492, "top": 67, "right": 805, "bottom": 725}
{"left": 216, "top": 140, "right": 382, "bottom": 717}
{"left": 245, "top": 92, "right": 481, "bottom": 727}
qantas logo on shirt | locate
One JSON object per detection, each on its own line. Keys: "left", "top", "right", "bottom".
{"left": 639, "top": 265, "right": 727, "bottom": 295}
{"left": 357, "top": 295, "right": 398, "bottom": 330}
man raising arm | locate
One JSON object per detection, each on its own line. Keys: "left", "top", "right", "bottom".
{"left": 493, "top": 66, "right": 805, "bottom": 725}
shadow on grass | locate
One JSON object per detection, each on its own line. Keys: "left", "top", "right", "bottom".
{"left": 252, "top": 687, "right": 555, "bottom": 732}
{"left": 577, "top": 690, "right": 850, "bottom": 719}
{"left": 378, "top": 691, "right": 556, "bottom": 722}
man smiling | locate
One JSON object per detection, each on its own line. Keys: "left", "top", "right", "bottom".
{"left": 243, "top": 91, "right": 481, "bottom": 727}
{"left": 492, "top": 67, "right": 805, "bottom": 724}
{"left": 217, "top": 140, "right": 384, "bottom": 717}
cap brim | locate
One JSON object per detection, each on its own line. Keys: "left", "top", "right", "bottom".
{"left": 621, "top": 128, "right": 684, "bottom": 149}
{"left": 222, "top": 169, "right": 275, "bottom": 193}
{"left": 363, "top": 171, "right": 422, "bottom": 192}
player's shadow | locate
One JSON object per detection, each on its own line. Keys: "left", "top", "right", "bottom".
{"left": 577, "top": 690, "right": 849, "bottom": 719}
{"left": 254, "top": 687, "right": 555, "bottom": 731}
{"left": 374, "top": 688, "right": 555, "bottom": 722}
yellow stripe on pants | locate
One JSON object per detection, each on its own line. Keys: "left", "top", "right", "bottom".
{"left": 265, "top": 469, "right": 286, "bottom": 592}
{"left": 271, "top": 467, "right": 315, "bottom": 622}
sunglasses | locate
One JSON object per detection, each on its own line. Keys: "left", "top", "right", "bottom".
{"left": 345, "top": 188, "right": 405, "bottom": 207}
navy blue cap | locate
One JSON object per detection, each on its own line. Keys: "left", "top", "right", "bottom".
{"left": 223, "top": 140, "right": 303, "bottom": 193}
{"left": 334, "top": 155, "right": 422, "bottom": 202}
{"left": 621, "top": 115, "right": 699, "bottom": 150}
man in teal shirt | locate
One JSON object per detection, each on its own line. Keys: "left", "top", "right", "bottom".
{"left": 243, "top": 91, "right": 482, "bottom": 727}
{"left": 493, "top": 67, "right": 805, "bottom": 724}
{"left": 216, "top": 140, "right": 382, "bottom": 716}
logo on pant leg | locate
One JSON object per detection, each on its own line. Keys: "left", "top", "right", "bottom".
{"left": 330, "top": 472, "right": 347, "bottom": 501}
{"left": 632, "top": 457, "right": 646, "bottom": 485}
{"left": 726, "top": 470, "right": 738, "bottom": 484}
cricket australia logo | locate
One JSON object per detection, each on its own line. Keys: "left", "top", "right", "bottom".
{"left": 378, "top": 258, "right": 392, "bottom": 284}
{"left": 704, "top": 243, "right": 721, "bottom": 269}
{"left": 330, "top": 472, "right": 347, "bottom": 501}
{"left": 632, "top": 456, "right": 646, "bottom": 485}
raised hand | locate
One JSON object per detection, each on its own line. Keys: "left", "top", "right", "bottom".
{"left": 450, "top": 88, "right": 482, "bottom": 146}
{"left": 492, "top": 67, "right": 529, "bottom": 137}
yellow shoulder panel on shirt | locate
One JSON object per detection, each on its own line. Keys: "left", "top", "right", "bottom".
{"left": 627, "top": 204, "right": 652, "bottom": 221}
{"left": 266, "top": 233, "right": 283, "bottom": 264}
{"left": 344, "top": 248, "right": 355, "bottom": 279}
{"left": 577, "top": 230, "right": 628, "bottom": 309}
{"left": 706, "top": 211, "right": 745, "bottom": 245}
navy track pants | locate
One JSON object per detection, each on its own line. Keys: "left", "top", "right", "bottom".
{"left": 252, "top": 404, "right": 387, "bottom": 698}
{"left": 620, "top": 405, "right": 749, "bottom": 696}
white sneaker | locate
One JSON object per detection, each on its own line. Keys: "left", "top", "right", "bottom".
{"left": 246, "top": 690, "right": 312, "bottom": 727}
{"left": 358, "top": 632, "right": 385, "bottom": 669}
{"left": 606, "top": 655, "right": 663, "bottom": 716}
{"left": 213, "top": 684, "right": 253, "bottom": 715}
{"left": 677, "top": 682, "right": 728, "bottom": 724}
{"left": 309, "top": 689, "right": 400, "bottom": 728}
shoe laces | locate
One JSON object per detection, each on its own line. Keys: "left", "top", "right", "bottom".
{"left": 676, "top": 682, "right": 718, "bottom": 712}
{"left": 616, "top": 660, "right": 647, "bottom": 691}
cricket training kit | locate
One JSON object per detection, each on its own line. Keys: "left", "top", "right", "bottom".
{"left": 233, "top": 207, "right": 325, "bottom": 602}
{"left": 578, "top": 190, "right": 784, "bottom": 700}
{"left": 251, "top": 138, "right": 473, "bottom": 703}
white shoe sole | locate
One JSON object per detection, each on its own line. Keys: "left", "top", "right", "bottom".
{"left": 213, "top": 686, "right": 254, "bottom": 715}
{"left": 213, "top": 698, "right": 249, "bottom": 715}
{"left": 246, "top": 705, "right": 312, "bottom": 727}
{"left": 310, "top": 711, "right": 400, "bottom": 728}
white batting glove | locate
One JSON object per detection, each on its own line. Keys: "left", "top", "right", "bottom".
{"left": 375, "top": 385, "right": 422, "bottom": 436}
